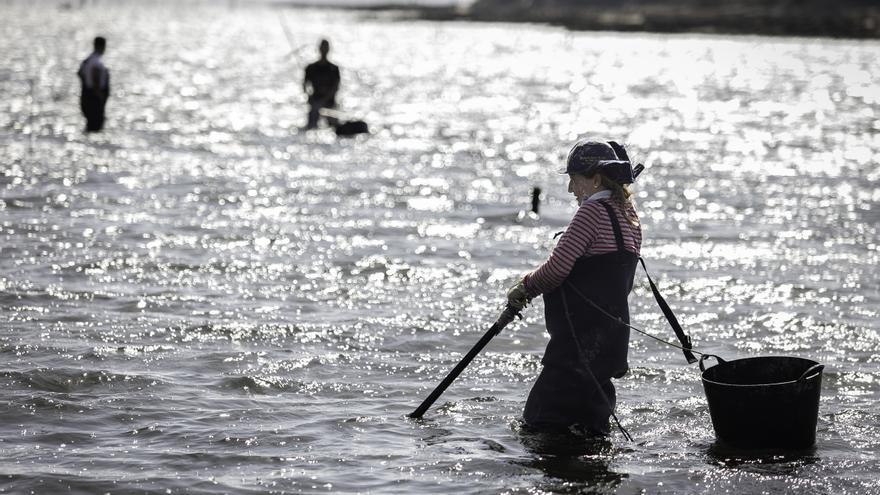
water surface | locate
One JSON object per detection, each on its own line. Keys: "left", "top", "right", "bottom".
{"left": 1, "top": 1, "right": 879, "bottom": 493}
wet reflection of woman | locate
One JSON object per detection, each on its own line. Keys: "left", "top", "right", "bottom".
{"left": 507, "top": 139, "right": 642, "bottom": 436}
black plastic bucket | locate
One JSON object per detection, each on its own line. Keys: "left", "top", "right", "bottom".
{"left": 700, "top": 355, "right": 824, "bottom": 450}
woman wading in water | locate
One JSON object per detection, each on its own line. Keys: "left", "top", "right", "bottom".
{"left": 507, "top": 139, "right": 642, "bottom": 435}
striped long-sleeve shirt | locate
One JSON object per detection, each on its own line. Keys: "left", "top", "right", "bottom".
{"left": 524, "top": 190, "right": 642, "bottom": 298}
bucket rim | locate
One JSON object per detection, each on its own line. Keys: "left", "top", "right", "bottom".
{"left": 700, "top": 355, "right": 822, "bottom": 388}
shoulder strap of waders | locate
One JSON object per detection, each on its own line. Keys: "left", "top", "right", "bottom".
{"left": 599, "top": 201, "right": 626, "bottom": 251}
{"left": 638, "top": 257, "right": 698, "bottom": 364}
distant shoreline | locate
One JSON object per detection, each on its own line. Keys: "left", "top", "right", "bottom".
{"left": 283, "top": 1, "right": 880, "bottom": 40}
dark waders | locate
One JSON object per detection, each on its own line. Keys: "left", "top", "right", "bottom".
{"left": 307, "top": 95, "right": 338, "bottom": 130}
{"left": 80, "top": 89, "right": 107, "bottom": 132}
{"left": 524, "top": 200, "right": 638, "bottom": 435}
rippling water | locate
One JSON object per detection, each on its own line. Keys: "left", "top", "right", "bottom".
{"left": 1, "top": 1, "right": 879, "bottom": 493}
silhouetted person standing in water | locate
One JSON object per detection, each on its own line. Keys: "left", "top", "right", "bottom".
{"left": 303, "top": 39, "right": 340, "bottom": 130}
{"left": 77, "top": 36, "right": 110, "bottom": 132}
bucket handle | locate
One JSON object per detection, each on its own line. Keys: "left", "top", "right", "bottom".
{"left": 698, "top": 354, "right": 726, "bottom": 372}
{"left": 797, "top": 363, "right": 824, "bottom": 383}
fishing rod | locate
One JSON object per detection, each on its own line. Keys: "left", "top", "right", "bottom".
{"left": 408, "top": 305, "right": 520, "bottom": 419}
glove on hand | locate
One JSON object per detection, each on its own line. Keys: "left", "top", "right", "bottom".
{"left": 506, "top": 280, "right": 531, "bottom": 311}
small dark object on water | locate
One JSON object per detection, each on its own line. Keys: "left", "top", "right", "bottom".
{"left": 700, "top": 355, "right": 823, "bottom": 450}
{"left": 531, "top": 187, "right": 541, "bottom": 214}
{"left": 334, "top": 120, "right": 369, "bottom": 137}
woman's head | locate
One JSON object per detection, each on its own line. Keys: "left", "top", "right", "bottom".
{"left": 563, "top": 139, "right": 635, "bottom": 205}
{"left": 567, "top": 170, "right": 633, "bottom": 204}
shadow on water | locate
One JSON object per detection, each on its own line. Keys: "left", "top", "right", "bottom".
{"left": 705, "top": 441, "right": 820, "bottom": 475}
{"left": 514, "top": 424, "right": 626, "bottom": 493}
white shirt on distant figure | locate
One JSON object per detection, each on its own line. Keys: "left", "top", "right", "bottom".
{"left": 79, "top": 52, "right": 108, "bottom": 90}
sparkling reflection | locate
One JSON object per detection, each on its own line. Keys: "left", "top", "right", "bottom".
{"left": 0, "top": 1, "right": 878, "bottom": 494}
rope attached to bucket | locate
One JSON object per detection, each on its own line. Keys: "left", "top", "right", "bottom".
{"left": 563, "top": 281, "right": 706, "bottom": 359}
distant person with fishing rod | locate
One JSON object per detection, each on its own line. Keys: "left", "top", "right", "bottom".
{"left": 77, "top": 36, "right": 110, "bottom": 132}
{"left": 507, "top": 140, "right": 641, "bottom": 436}
{"left": 302, "top": 39, "right": 340, "bottom": 130}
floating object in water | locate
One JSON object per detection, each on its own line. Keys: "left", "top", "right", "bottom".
{"left": 700, "top": 355, "right": 824, "bottom": 450}
{"left": 318, "top": 108, "right": 370, "bottom": 137}
{"left": 334, "top": 120, "right": 369, "bottom": 137}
